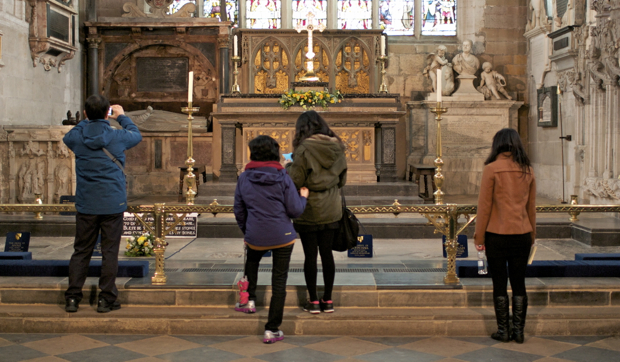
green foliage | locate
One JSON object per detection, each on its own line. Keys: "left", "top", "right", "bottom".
{"left": 124, "top": 233, "right": 155, "bottom": 257}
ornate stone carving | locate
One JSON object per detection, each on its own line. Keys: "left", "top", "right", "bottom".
{"left": 424, "top": 45, "right": 455, "bottom": 96}
{"left": 478, "top": 62, "right": 512, "bottom": 100}
{"left": 123, "top": 0, "right": 196, "bottom": 18}
{"left": 452, "top": 40, "right": 480, "bottom": 76}
{"left": 584, "top": 177, "right": 620, "bottom": 200}
{"left": 21, "top": 140, "right": 45, "bottom": 158}
{"left": 383, "top": 128, "right": 396, "bottom": 164}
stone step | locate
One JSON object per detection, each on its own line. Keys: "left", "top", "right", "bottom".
{"left": 1, "top": 304, "right": 619, "bottom": 336}
{"left": 2, "top": 284, "right": 618, "bottom": 309}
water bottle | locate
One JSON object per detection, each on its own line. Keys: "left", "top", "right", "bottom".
{"left": 477, "top": 251, "right": 488, "bottom": 275}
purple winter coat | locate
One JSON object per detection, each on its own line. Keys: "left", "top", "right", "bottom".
{"left": 234, "top": 165, "right": 307, "bottom": 248}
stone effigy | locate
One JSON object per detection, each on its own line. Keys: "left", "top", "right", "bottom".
{"left": 123, "top": 107, "right": 208, "bottom": 133}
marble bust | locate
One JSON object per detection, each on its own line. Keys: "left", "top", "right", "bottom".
{"left": 452, "top": 40, "right": 480, "bottom": 76}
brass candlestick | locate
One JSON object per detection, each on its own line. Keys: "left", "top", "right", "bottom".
{"left": 181, "top": 102, "right": 200, "bottom": 205}
{"left": 34, "top": 193, "right": 43, "bottom": 220}
{"left": 231, "top": 56, "right": 241, "bottom": 94}
{"left": 377, "top": 55, "right": 388, "bottom": 93}
{"left": 430, "top": 102, "right": 448, "bottom": 205}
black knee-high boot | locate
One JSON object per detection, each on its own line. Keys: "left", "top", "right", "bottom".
{"left": 511, "top": 295, "right": 528, "bottom": 343}
{"left": 491, "top": 296, "right": 511, "bottom": 342}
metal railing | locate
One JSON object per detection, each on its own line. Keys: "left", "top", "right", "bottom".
{"left": 1, "top": 196, "right": 619, "bottom": 286}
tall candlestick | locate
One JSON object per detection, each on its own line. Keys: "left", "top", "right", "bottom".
{"left": 188, "top": 71, "right": 193, "bottom": 103}
{"left": 380, "top": 35, "right": 386, "bottom": 56}
{"left": 233, "top": 35, "right": 238, "bottom": 57}
{"left": 437, "top": 68, "right": 442, "bottom": 103}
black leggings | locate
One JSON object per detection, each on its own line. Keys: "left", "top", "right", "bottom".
{"left": 299, "top": 229, "right": 336, "bottom": 302}
{"left": 485, "top": 232, "right": 532, "bottom": 298}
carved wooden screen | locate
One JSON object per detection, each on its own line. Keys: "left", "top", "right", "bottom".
{"left": 335, "top": 38, "right": 371, "bottom": 94}
{"left": 253, "top": 39, "right": 290, "bottom": 94}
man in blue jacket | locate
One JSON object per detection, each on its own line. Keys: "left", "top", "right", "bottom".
{"left": 63, "top": 94, "right": 142, "bottom": 313}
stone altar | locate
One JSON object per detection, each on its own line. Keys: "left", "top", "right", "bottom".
{"left": 407, "top": 100, "right": 523, "bottom": 195}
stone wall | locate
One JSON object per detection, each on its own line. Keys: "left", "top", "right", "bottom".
{"left": 0, "top": 2, "right": 83, "bottom": 127}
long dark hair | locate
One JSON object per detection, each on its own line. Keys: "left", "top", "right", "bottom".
{"left": 292, "top": 110, "right": 342, "bottom": 149}
{"left": 485, "top": 128, "right": 531, "bottom": 173}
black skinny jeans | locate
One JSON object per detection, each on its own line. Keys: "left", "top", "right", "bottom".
{"left": 245, "top": 244, "right": 294, "bottom": 332}
{"left": 65, "top": 212, "right": 124, "bottom": 303}
{"left": 485, "top": 232, "right": 532, "bottom": 298}
{"left": 299, "top": 229, "right": 337, "bottom": 302}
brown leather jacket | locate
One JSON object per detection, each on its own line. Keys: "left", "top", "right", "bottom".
{"left": 474, "top": 152, "right": 536, "bottom": 245}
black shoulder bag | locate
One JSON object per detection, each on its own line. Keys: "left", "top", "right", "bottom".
{"left": 332, "top": 190, "right": 361, "bottom": 252}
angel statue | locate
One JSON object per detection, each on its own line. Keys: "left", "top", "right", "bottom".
{"left": 423, "top": 45, "right": 455, "bottom": 96}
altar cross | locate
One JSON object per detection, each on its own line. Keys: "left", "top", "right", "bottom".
{"left": 295, "top": 12, "right": 326, "bottom": 62}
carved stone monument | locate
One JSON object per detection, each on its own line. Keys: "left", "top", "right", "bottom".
{"left": 451, "top": 40, "right": 484, "bottom": 101}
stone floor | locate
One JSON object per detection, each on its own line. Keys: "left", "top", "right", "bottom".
{"left": 1, "top": 334, "right": 619, "bottom": 362}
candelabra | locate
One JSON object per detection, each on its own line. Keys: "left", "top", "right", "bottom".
{"left": 430, "top": 102, "right": 448, "bottom": 205}
{"left": 181, "top": 102, "right": 200, "bottom": 205}
{"left": 231, "top": 56, "right": 241, "bottom": 94}
{"left": 377, "top": 55, "right": 388, "bottom": 93}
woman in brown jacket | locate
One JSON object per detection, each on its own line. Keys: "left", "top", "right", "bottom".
{"left": 474, "top": 128, "right": 536, "bottom": 344}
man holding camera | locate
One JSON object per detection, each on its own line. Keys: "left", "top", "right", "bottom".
{"left": 63, "top": 94, "right": 142, "bottom": 313}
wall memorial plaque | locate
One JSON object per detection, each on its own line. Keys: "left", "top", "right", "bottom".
{"left": 5, "top": 232, "right": 31, "bottom": 252}
{"left": 136, "top": 57, "right": 189, "bottom": 93}
{"left": 537, "top": 86, "right": 558, "bottom": 127}
{"left": 47, "top": 5, "right": 71, "bottom": 43}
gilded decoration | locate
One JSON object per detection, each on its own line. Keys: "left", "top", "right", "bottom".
{"left": 294, "top": 43, "right": 329, "bottom": 82}
{"left": 338, "top": 130, "right": 361, "bottom": 162}
{"left": 244, "top": 129, "right": 293, "bottom": 164}
{"left": 254, "top": 40, "right": 289, "bottom": 94}
{"left": 335, "top": 39, "right": 371, "bottom": 93}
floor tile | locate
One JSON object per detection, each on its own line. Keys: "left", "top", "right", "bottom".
{"left": 278, "top": 336, "right": 334, "bottom": 346}
{"left": 19, "top": 357, "right": 70, "bottom": 362}
{"left": 0, "top": 334, "right": 64, "bottom": 344}
{"left": 22, "top": 335, "right": 109, "bottom": 355}
{"left": 155, "top": 346, "right": 244, "bottom": 362}
{"left": 0, "top": 345, "right": 48, "bottom": 362}
{"left": 448, "top": 336, "right": 501, "bottom": 346}
{"left": 455, "top": 346, "right": 542, "bottom": 362}
{"left": 85, "top": 335, "right": 153, "bottom": 345}
{"left": 355, "top": 347, "right": 443, "bottom": 362}
{"left": 0, "top": 337, "right": 13, "bottom": 347}
{"left": 531, "top": 357, "right": 577, "bottom": 362}
{"left": 552, "top": 346, "right": 620, "bottom": 362}
{"left": 124, "top": 358, "right": 168, "bottom": 362}
{"left": 254, "top": 347, "right": 342, "bottom": 362}
{"left": 210, "top": 336, "right": 297, "bottom": 357}
{"left": 303, "top": 337, "right": 389, "bottom": 357}
{"left": 173, "top": 335, "right": 246, "bottom": 346}
{"left": 400, "top": 337, "right": 485, "bottom": 357}
{"left": 354, "top": 336, "right": 425, "bottom": 346}
{"left": 228, "top": 358, "right": 272, "bottom": 362}
{"left": 493, "top": 337, "right": 579, "bottom": 356}
{"left": 585, "top": 336, "right": 620, "bottom": 352}
{"left": 116, "top": 335, "right": 204, "bottom": 356}
{"left": 434, "top": 359, "right": 469, "bottom": 362}
{"left": 57, "top": 345, "right": 147, "bottom": 362}
{"left": 537, "top": 336, "right": 609, "bottom": 345}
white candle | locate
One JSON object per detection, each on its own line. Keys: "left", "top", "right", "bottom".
{"left": 380, "top": 35, "right": 386, "bottom": 56}
{"left": 437, "top": 68, "right": 442, "bottom": 103}
{"left": 188, "top": 71, "right": 194, "bottom": 103}
{"left": 234, "top": 35, "right": 238, "bottom": 57}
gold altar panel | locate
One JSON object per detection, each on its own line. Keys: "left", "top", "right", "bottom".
{"left": 254, "top": 40, "right": 289, "bottom": 94}
{"left": 243, "top": 129, "right": 294, "bottom": 165}
{"left": 336, "top": 70, "right": 370, "bottom": 93}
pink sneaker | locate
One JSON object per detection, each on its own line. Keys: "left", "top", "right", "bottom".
{"left": 263, "top": 330, "right": 284, "bottom": 344}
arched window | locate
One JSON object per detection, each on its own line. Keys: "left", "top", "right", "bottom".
{"left": 179, "top": 0, "right": 457, "bottom": 37}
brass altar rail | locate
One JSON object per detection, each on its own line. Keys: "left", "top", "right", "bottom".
{"left": 1, "top": 199, "right": 619, "bottom": 286}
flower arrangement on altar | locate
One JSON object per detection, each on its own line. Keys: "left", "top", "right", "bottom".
{"left": 124, "top": 233, "right": 155, "bottom": 257}
{"left": 279, "top": 89, "right": 343, "bottom": 110}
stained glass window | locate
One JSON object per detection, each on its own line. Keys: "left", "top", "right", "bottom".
{"left": 379, "top": 0, "right": 414, "bottom": 35}
{"left": 338, "top": 0, "right": 372, "bottom": 29}
{"left": 422, "top": 0, "right": 456, "bottom": 36}
{"left": 246, "top": 0, "right": 282, "bottom": 29}
{"left": 293, "top": 0, "right": 327, "bottom": 29}
{"left": 204, "top": 1, "right": 239, "bottom": 27}
{"left": 170, "top": 0, "right": 196, "bottom": 14}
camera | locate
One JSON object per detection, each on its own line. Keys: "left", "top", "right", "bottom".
{"left": 108, "top": 108, "right": 113, "bottom": 116}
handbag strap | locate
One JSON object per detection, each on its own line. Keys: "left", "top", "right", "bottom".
{"left": 102, "top": 147, "right": 126, "bottom": 177}
{"left": 340, "top": 188, "right": 368, "bottom": 235}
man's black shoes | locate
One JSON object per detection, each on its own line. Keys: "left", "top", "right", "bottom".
{"left": 65, "top": 298, "right": 79, "bottom": 313}
{"left": 97, "top": 298, "right": 121, "bottom": 313}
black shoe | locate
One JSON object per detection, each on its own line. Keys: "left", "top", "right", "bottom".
{"left": 491, "top": 295, "right": 511, "bottom": 342}
{"left": 320, "top": 299, "right": 334, "bottom": 313}
{"left": 65, "top": 298, "right": 79, "bottom": 313}
{"left": 97, "top": 298, "right": 121, "bottom": 313}
{"left": 303, "top": 301, "right": 320, "bottom": 314}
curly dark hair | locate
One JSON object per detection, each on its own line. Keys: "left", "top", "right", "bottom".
{"left": 292, "top": 110, "right": 342, "bottom": 149}
{"left": 249, "top": 135, "right": 280, "bottom": 161}
{"left": 485, "top": 128, "right": 531, "bottom": 173}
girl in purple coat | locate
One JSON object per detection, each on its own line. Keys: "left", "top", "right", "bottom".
{"left": 234, "top": 135, "right": 309, "bottom": 344}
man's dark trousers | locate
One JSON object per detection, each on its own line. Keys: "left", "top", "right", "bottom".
{"left": 65, "top": 212, "right": 124, "bottom": 303}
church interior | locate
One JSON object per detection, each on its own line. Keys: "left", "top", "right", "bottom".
{"left": 1, "top": 0, "right": 620, "bottom": 356}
